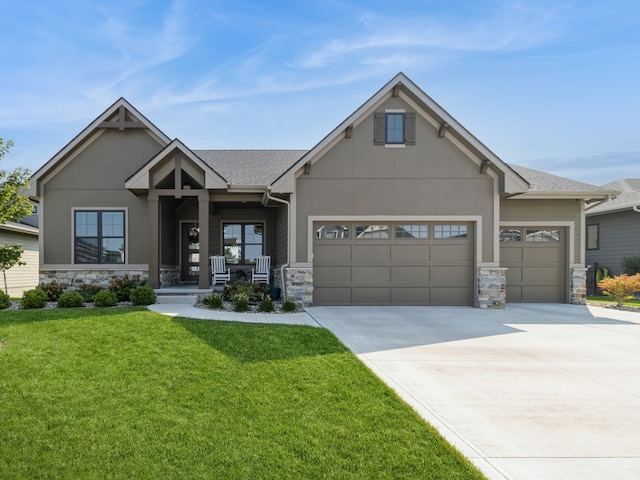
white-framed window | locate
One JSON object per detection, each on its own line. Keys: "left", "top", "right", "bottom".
{"left": 74, "top": 210, "right": 125, "bottom": 264}
{"left": 395, "top": 224, "right": 429, "bottom": 239}
{"left": 374, "top": 110, "right": 416, "bottom": 146}
{"left": 434, "top": 224, "right": 468, "bottom": 239}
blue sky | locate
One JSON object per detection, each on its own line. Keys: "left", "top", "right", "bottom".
{"left": 1, "top": 0, "right": 639, "bottom": 186}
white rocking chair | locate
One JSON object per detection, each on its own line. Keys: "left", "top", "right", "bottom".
{"left": 251, "top": 256, "right": 270, "bottom": 284}
{"left": 210, "top": 255, "right": 231, "bottom": 285}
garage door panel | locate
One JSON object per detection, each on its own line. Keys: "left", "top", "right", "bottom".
{"left": 523, "top": 246, "right": 562, "bottom": 263}
{"left": 432, "top": 244, "right": 471, "bottom": 262}
{"left": 352, "top": 245, "right": 391, "bottom": 262}
{"left": 314, "top": 288, "right": 351, "bottom": 305}
{"left": 392, "top": 287, "right": 430, "bottom": 304}
{"left": 352, "top": 266, "right": 390, "bottom": 284}
{"left": 392, "top": 245, "right": 430, "bottom": 263}
{"left": 523, "top": 266, "right": 562, "bottom": 284}
{"left": 505, "top": 266, "right": 523, "bottom": 282}
{"left": 314, "top": 266, "right": 351, "bottom": 285}
{"left": 431, "top": 286, "right": 473, "bottom": 306}
{"left": 392, "top": 265, "right": 430, "bottom": 285}
{"left": 353, "top": 287, "right": 391, "bottom": 304}
{"left": 432, "top": 265, "right": 471, "bottom": 283}
{"left": 525, "top": 286, "right": 563, "bottom": 303}
{"left": 314, "top": 245, "right": 352, "bottom": 262}
{"left": 501, "top": 247, "right": 523, "bottom": 263}
{"left": 506, "top": 285, "right": 523, "bottom": 302}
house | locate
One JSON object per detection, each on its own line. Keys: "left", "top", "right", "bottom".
{"left": 27, "top": 73, "right": 615, "bottom": 308}
{"left": 586, "top": 179, "right": 640, "bottom": 276}
{"left": 0, "top": 206, "right": 39, "bottom": 296}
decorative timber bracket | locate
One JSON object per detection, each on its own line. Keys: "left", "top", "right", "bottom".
{"left": 98, "top": 105, "right": 146, "bottom": 131}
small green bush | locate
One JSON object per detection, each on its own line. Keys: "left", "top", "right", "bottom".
{"left": 57, "top": 292, "right": 84, "bottom": 308}
{"left": 93, "top": 289, "right": 118, "bottom": 307}
{"left": 203, "top": 294, "right": 224, "bottom": 309}
{"left": 130, "top": 285, "right": 157, "bottom": 306}
{"left": 21, "top": 289, "right": 48, "bottom": 309}
{"left": 77, "top": 283, "right": 102, "bottom": 302}
{"left": 233, "top": 296, "right": 250, "bottom": 313}
{"left": 258, "top": 298, "right": 274, "bottom": 313}
{"left": 0, "top": 291, "right": 10, "bottom": 309}
{"left": 282, "top": 299, "right": 297, "bottom": 313}
{"left": 109, "top": 274, "right": 145, "bottom": 302}
{"left": 38, "top": 280, "right": 67, "bottom": 301}
{"left": 621, "top": 256, "right": 640, "bottom": 276}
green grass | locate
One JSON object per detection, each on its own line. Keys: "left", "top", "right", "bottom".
{"left": 587, "top": 295, "right": 640, "bottom": 306}
{"left": 0, "top": 308, "right": 485, "bottom": 480}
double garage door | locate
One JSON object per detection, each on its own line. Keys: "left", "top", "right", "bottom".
{"left": 313, "top": 222, "right": 473, "bottom": 306}
{"left": 499, "top": 227, "right": 566, "bottom": 303}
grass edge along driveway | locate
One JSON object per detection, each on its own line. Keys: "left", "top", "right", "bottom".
{"left": 0, "top": 307, "right": 485, "bottom": 479}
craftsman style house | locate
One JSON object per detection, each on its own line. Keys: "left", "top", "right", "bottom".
{"left": 27, "top": 73, "right": 614, "bottom": 307}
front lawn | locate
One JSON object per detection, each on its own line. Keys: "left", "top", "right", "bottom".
{"left": 587, "top": 295, "right": 640, "bottom": 307}
{"left": 0, "top": 308, "right": 485, "bottom": 479}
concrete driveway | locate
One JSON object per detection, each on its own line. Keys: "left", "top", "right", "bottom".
{"left": 305, "top": 304, "right": 640, "bottom": 480}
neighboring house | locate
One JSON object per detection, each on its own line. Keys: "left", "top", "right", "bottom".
{"left": 27, "top": 73, "right": 615, "bottom": 308}
{"left": 0, "top": 218, "right": 39, "bottom": 297}
{"left": 586, "top": 179, "right": 640, "bottom": 276}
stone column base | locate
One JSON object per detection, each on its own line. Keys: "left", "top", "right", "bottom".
{"left": 478, "top": 267, "right": 507, "bottom": 309}
{"left": 570, "top": 267, "right": 588, "bottom": 305}
{"left": 273, "top": 267, "right": 313, "bottom": 307}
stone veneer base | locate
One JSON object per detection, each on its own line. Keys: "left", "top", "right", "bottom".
{"left": 40, "top": 270, "right": 149, "bottom": 290}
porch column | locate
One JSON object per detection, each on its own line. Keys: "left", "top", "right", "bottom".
{"left": 148, "top": 195, "right": 160, "bottom": 288}
{"left": 198, "top": 192, "right": 210, "bottom": 289}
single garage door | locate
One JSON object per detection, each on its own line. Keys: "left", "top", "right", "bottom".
{"left": 500, "top": 227, "right": 566, "bottom": 303}
{"left": 313, "top": 222, "right": 473, "bottom": 305}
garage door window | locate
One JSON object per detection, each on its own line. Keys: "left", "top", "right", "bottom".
{"left": 525, "top": 229, "right": 560, "bottom": 243}
{"left": 499, "top": 229, "right": 522, "bottom": 242}
{"left": 316, "top": 225, "right": 350, "bottom": 239}
{"left": 396, "top": 224, "right": 428, "bottom": 239}
{"left": 434, "top": 224, "right": 468, "bottom": 239}
{"left": 355, "top": 224, "right": 389, "bottom": 239}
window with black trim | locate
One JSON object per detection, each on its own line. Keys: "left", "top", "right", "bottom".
{"left": 374, "top": 111, "right": 416, "bottom": 145}
{"left": 74, "top": 210, "right": 125, "bottom": 263}
{"left": 586, "top": 224, "right": 599, "bottom": 250}
{"left": 223, "top": 223, "right": 264, "bottom": 264}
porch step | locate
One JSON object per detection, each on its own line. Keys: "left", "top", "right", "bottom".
{"left": 155, "top": 295, "right": 199, "bottom": 305}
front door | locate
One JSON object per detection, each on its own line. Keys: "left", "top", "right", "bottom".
{"left": 181, "top": 223, "right": 200, "bottom": 283}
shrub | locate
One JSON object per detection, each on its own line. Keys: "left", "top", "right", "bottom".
{"left": 233, "top": 294, "right": 250, "bottom": 312}
{"left": 0, "top": 291, "right": 10, "bottom": 309}
{"left": 38, "top": 280, "right": 67, "bottom": 301}
{"left": 57, "top": 292, "right": 84, "bottom": 308}
{"left": 222, "top": 281, "right": 269, "bottom": 303}
{"left": 621, "top": 257, "right": 640, "bottom": 276}
{"left": 282, "top": 299, "right": 297, "bottom": 313}
{"left": 595, "top": 267, "right": 609, "bottom": 284}
{"left": 93, "top": 289, "right": 118, "bottom": 307}
{"left": 130, "top": 285, "right": 157, "bottom": 306}
{"left": 21, "top": 289, "right": 48, "bottom": 309}
{"left": 258, "top": 298, "right": 274, "bottom": 313}
{"left": 203, "top": 294, "right": 224, "bottom": 309}
{"left": 109, "top": 274, "right": 145, "bottom": 302}
{"left": 597, "top": 273, "right": 640, "bottom": 307}
{"left": 77, "top": 283, "right": 102, "bottom": 302}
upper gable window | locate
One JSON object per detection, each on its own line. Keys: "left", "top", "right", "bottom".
{"left": 374, "top": 110, "right": 416, "bottom": 146}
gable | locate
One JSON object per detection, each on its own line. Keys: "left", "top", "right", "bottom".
{"left": 28, "top": 98, "right": 171, "bottom": 199}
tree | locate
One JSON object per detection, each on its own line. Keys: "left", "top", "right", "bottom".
{"left": 0, "top": 244, "right": 25, "bottom": 294}
{"left": 0, "top": 138, "right": 33, "bottom": 224}
{"left": 0, "top": 138, "right": 33, "bottom": 293}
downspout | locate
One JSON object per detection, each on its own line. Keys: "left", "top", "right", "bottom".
{"left": 265, "top": 187, "right": 290, "bottom": 301}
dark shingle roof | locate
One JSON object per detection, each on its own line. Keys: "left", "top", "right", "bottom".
{"left": 587, "top": 179, "right": 640, "bottom": 214}
{"left": 194, "top": 150, "right": 307, "bottom": 186}
{"left": 508, "top": 164, "right": 606, "bottom": 193}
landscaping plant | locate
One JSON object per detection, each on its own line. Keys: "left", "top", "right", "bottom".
{"left": 38, "top": 280, "right": 67, "bottom": 301}
{"left": 282, "top": 299, "right": 297, "bottom": 312}
{"left": 130, "top": 285, "right": 157, "bottom": 306}
{"left": 621, "top": 256, "right": 640, "bottom": 275}
{"left": 597, "top": 273, "right": 640, "bottom": 307}
{"left": 20, "top": 289, "right": 47, "bottom": 309}
{"left": 257, "top": 298, "right": 274, "bottom": 313}
{"left": 77, "top": 283, "right": 102, "bottom": 302}
{"left": 57, "top": 292, "right": 84, "bottom": 308}
{"left": 93, "top": 289, "right": 118, "bottom": 307}
{"left": 202, "top": 294, "right": 223, "bottom": 309}
{"left": 0, "top": 290, "right": 10, "bottom": 309}
{"left": 109, "top": 274, "right": 145, "bottom": 302}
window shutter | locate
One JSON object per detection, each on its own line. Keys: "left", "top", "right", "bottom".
{"left": 374, "top": 112, "right": 385, "bottom": 145}
{"left": 405, "top": 112, "right": 416, "bottom": 145}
